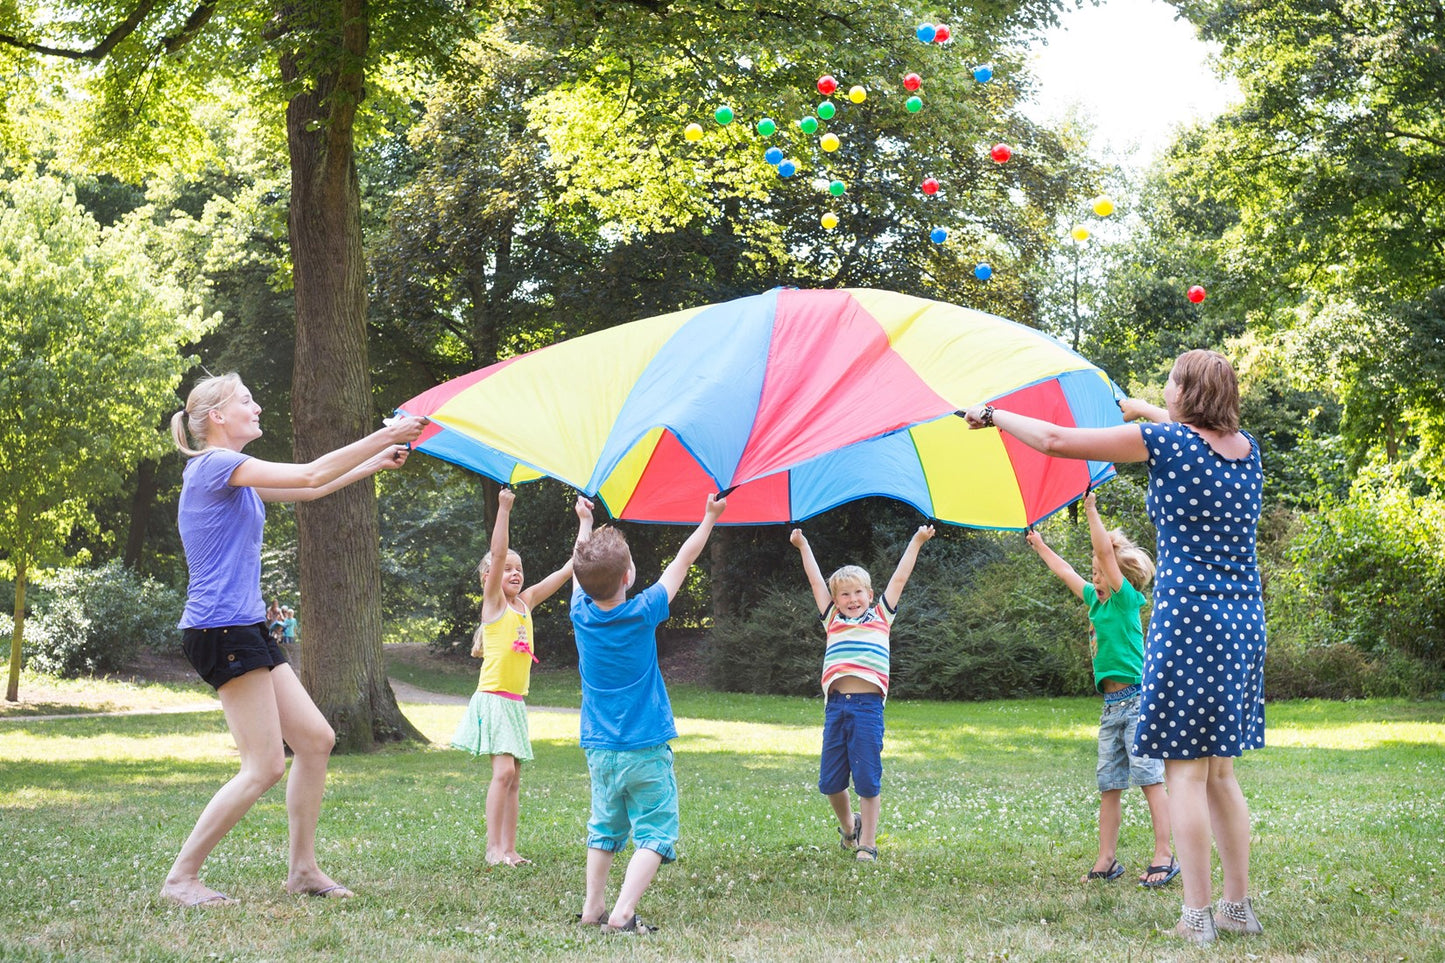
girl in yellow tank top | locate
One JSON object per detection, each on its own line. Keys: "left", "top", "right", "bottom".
{"left": 448, "top": 489, "right": 573, "bottom": 867}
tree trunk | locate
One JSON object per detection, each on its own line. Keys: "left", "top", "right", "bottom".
{"left": 281, "top": 1, "right": 421, "bottom": 751}
{"left": 7, "top": 557, "right": 27, "bottom": 702}
{"left": 122, "top": 460, "right": 158, "bottom": 569}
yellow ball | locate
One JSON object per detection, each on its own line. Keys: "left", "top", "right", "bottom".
{"left": 1071, "top": 226, "right": 1090, "bottom": 242}
{"left": 820, "top": 132, "right": 841, "bottom": 152}
{"left": 684, "top": 123, "right": 703, "bottom": 142}
{"left": 848, "top": 85, "right": 867, "bottom": 103}
{"left": 1092, "top": 196, "right": 1115, "bottom": 217}
{"left": 821, "top": 212, "right": 839, "bottom": 229}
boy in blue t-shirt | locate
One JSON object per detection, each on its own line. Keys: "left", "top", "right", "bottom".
{"left": 1028, "top": 492, "right": 1177, "bottom": 888}
{"left": 570, "top": 493, "right": 726, "bottom": 934}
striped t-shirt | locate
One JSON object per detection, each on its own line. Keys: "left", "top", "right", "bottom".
{"left": 819, "top": 600, "right": 895, "bottom": 699}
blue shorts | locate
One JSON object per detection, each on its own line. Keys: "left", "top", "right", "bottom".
{"left": 1097, "top": 688, "right": 1164, "bottom": 792}
{"left": 585, "top": 744, "right": 678, "bottom": 863}
{"left": 819, "top": 692, "right": 884, "bottom": 798}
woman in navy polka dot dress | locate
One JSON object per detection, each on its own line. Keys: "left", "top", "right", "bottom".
{"left": 963, "top": 350, "right": 1264, "bottom": 945}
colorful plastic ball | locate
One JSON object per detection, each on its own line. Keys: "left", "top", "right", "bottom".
{"left": 828, "top": 179, "right": 846, "bottom": 196}
{"left": 848, "top": 85, "right": 867, "bottom": 104}
{"left": 1187, "top": 285, "right": 1207, "bottom": 303}
{"left": 764, "top": 146, "right": 784, "bottom": 165}
{"left": 903, "top": 72, "right": 922, "bottom": 92}
{"left": 974, "top": 263, "right": 993, "bottom": 281}
{"left": 905, "top": 95, "right": 923, "bottom": 113}
{"left": 799, "top": 115, "right": 819, "bottom": 134}
{"left": 973, "top": 65, "right": 993, "bottom": 83}
{"left": 1092, "top": 196, "right": 1115, "bottom": 217}
{"left": 714, "top": 106, "right": 734, "bottom": 125}
{"left": 820, "top": 132, "right": 841, "bottom": 152}
{"left": 684, "top": 123, "right": 703, "bottom": 142}
{"left": 933, "top": 24, "right": 951, "bottom": 43}
{"left": 920, "top": 176, "right": 940, "bottom": 195}
{"left": 817, "top": 101, "right": 836, "bottom": 120}
{"left": 990, "top": 143, "right": 1013, "bottom": 163}
{"left": 1070, "top": 226, "right": 1090, "bottom": 242}
{"left": 930, "top": 227, "right": 948, "bottom": 244}
{"left": 821, "top": 212, "right": 839, "bottom": 230}
{"left": 756, "top": 117, "right": 777, "bottom": 136}
{"left": 777, "top": 160, "right": 797, "bottom": 178}
{"left": 817, "top": 75, "right": 839, "bottom": 96}
{"left": 916, "top": 23, "right": 936, "bottom": 43}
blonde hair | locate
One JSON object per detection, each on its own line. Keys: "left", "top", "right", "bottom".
{"left": 478, "top": 550, "right": 523, "bottom": 587}
{"left": 171, "top": 372, "right": 242, "bottom": 457}
{"left": 1108, "top": 529, "right": 1156, "bottom": 590}
{"left": 1170, "top": 349, "right": 1240, "bottom": 432}
{"left": 827, "top": 564, "right": 872, "bottom": 597}
{"left": 573, "top": 527, "right": 631, "bottom": 598}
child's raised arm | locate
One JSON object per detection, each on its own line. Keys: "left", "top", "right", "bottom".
{"left": 1026, "top": 529, "right": 1086, "bottom": 600}
{"left": 882, "top": 525, "right": 934, "bottom": 610}
{"left": 1085, "top": 493, "right": 1124, "bottom": 593}
{"left": 570, "top": 496, "right": 594, "bottom": 591}
{"left": 658, "top": 494, "right": 727, "bottom": 602}
{"left": 481, "top": 488, "right": 516, "bottom": 621}
{"left": 790, "top": 529, "right": 832, "bottom": 615}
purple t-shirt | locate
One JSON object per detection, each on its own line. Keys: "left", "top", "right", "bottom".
{"left": 177, "top": 448, "right": 267, "bottom": 629}
{"left": 571, "top": 582, "right": 677, "bottom": 750}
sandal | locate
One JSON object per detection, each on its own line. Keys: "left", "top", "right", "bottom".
{"left": 1084, "top": 858, "right": 1125, "bottom": 881}
{"left": 855, "top": 845, "right": 877, "bottom": 862}
{"left": 1139, "top": 856, "right": 1180, "bottom": 888}
{"left": 838, "top": 813, "right": 861, "bottom": 850}
{"left": 602, "top": 915, "right": 657, "bottom": 935}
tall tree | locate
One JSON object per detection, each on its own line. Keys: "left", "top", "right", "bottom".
{"left": 0, "top": 173, "right": 211, "bottom": 701}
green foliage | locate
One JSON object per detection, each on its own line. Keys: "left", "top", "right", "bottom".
{"left": 22, "top": 561, "right": 184, "bottom": 677}
{"left": 1266, "top": 464, "right": 1445, "bottom": 675}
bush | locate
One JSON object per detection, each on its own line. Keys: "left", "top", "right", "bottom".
{"left": 1264, "top": 641, "right": 1445, "bottom": 700}
{"left": 23, "top": 562, "right": 184, "bottom": 677}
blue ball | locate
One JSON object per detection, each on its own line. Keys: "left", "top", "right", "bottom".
{"left": 778, "top": 160, "right": 797, "bottom": 178}
{"left": 974, "top": 262, "right": 993, "bottom": 281}
{"left": 973, "top": 65, "right": 993, "bottom": 84}
{"left": 764, "top": 146, "right": 784, "bottom": 165}
{"left": 930, "top": 227, "right": 948, "bottom": 244}
{"left": 916, "top": 23, "right": 936, "bottom": 43}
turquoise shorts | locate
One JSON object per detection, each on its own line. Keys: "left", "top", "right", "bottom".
{"left": 585, "top": 744, "right": 678, "bottom": 863}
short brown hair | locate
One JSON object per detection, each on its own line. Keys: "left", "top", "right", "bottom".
{"left": 1170, "top": 349, "right": 1240, "bottom": 432}
{"left": 573, "top": 527, "right": 631, "bottom": 598}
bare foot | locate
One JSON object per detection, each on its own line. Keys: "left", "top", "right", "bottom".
{"left": 502, "top": 853, "right": 532, "bottom": 866}
{"left": 161, "top": 879, "right": 238, "bottom": 907}
{"left": 284, "top": 873, "right": 354, "bottom": 898}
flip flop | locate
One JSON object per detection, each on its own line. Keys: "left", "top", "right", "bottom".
{"left": 184, "top": 892, "right": 237, "bottom": 907}
{"left": 602, "top": 915, "right": 657, "bottom": 935}
{"left": 291, "top": 883, "right": 354, "bottom": 898}
{"left": 1139, "top": 856, "right": 1180, "bottom": 888}
{"left": 1085, "top": 858, "right": 1125, "bottom": 881}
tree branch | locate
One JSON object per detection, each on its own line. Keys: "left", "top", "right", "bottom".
{"left": 0, "top": 0, "right": 217, "bottom": 60}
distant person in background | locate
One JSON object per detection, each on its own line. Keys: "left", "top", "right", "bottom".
{"left": 963, "top": 349, "right": 1266, "bottom": 944}
{"left": 163, "top": 371, "right": 426, "bottom": 908}
{"left": 281, "top": 607, "right": 298, "bottom": 645}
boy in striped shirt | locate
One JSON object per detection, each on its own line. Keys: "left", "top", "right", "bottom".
{"left": 789, "top": 525, "right": 934, "bottom": 862}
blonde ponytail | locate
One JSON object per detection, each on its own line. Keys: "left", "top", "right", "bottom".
{"left": 173, "top": 372, "right": 242, "bottom": 458}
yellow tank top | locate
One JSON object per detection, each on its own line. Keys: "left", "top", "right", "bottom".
{"left": 475, "top": 601, "right": 536, "bottom": 697}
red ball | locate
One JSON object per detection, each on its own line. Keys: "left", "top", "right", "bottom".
{"left": 903, "top": 72, "right": 922, "bottom": 92}
{"left": 1187, "top": 285, "right": 1207, "bottom": 303}
{"left": 817, "top": 75, "right": 838, "bottom": 96}
{"left": 920, "top": 177, "right": 940, "bottom": 196}
{"left": 990, "top": 143, "right": 1012, "bottom": 163}
{"left": 933, "top": 24, "right": 951, "bottom": 43}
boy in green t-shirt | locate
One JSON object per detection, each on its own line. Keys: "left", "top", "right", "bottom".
{"left": 1029, "top": 492, "right": 1177, "bottom": 888}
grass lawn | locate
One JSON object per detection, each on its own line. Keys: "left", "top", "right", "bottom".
{"left": 1, "top": 658, "right": 1442, "bottom": 961}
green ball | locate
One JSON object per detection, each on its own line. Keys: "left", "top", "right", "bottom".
{"left": 829, "top": 180, "right": 846, "bottom": 196}
{"left": 715, "top": 106, "right": 735, "bottom": 125}
{"left": 905, "top": 96, "right": 923, "bottom": 113}
{"left": 756, "top": 117, "right": 777, "bottom": 136}
{"left": 817, "top": 101, "right": 836, "bottom": 120}
{"left": 799, "top": 115, "right": 819, "bottom": 134}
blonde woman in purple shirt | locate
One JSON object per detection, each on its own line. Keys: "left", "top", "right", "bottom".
{"left": 162, "top": 373, "right": 426, "bottom": 908}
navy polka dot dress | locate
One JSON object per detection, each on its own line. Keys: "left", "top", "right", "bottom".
{"left": 1133, "top": 422, "right": 1266, "bottom": 760}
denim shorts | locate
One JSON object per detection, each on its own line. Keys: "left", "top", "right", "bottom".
{"left": 819, "top": 691, "right": 885, "bottom": 798}
{"left": 585, "top": 744, "right": 678, "bottom": 863}
{"left": 1097, "top": 688, "right": 1165, "bottom": 792}
{"left": 181, "top": 622, "right": 288, "bottom": 690}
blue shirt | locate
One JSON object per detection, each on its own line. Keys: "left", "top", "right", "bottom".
{"left": 571, "top": 582, "right": 677, "bottom": 750}
{"left": 177, "top": 448, "right": 267, "bottom": 629}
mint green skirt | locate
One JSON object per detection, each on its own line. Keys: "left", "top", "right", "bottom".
{"left": 449, "top": 691, "right": 533, "bottom": 761}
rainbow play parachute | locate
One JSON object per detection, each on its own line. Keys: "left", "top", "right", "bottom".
{"left": 398, "top": 288, "right": 1125, "bottom": 528}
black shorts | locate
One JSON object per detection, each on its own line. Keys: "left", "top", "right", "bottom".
{"left": 181, "top": 622, "right": 289, "bottom": 690}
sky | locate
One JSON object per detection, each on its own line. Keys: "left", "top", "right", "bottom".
{"left": 1023, "top": 0, "right": 1240, "bottom": 164}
